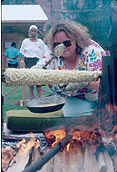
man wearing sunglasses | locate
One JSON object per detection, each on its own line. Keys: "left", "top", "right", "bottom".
{"left": 32, "top": 20, "right": 106, "bottom": 117}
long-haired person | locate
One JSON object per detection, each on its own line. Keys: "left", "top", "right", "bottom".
{"left": 32, "top": 20, "right": 106, "bottom": 116}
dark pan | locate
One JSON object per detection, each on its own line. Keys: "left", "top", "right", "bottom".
{"left": 25, "top": 95, "right": 66, "bottom": 113}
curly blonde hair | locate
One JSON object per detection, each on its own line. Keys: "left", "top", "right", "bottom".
{"left": 44, "top": 20, "right": 91, "bottom": 54}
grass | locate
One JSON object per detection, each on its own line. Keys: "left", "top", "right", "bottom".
{"left": 2, "top": 83, "right": 53, "bottom": 122}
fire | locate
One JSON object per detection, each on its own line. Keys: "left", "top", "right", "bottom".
{"left": 16, "top": 133, "right": 41, "bottom": 154}
{"left": 66, "top": 143, "right": 70, "bottom": 152}
{"left": 43, "top": 128, "right": 103, "bottom": 154}
{"left": 17, "top": 138, "right": 34, "bottom": 154}
{"left": 35, "top": 139, "right": 41, "bottom": 148}
{"left": 96, "top": 103, "right": 117, "bottom": 139}
{"left": 17, "top": 138, "right": 26, "bottom": 149}
{"left": 2, "top": 133, "right": 42, "bottom": 171}
{"left": 105, "top": 103, "right": 117, "bottom": 112}
{"left": 44, "top": 129, "right": 66, "bottom": 147}
{"left": 2, "top": 103, "right": 116, "bottom": 171}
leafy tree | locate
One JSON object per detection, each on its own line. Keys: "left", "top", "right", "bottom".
{"left": 62, "top": 0, "right": 112, "bottom": 49}
{"left": 2, "top": 0, "right": 37, "bottom": 5}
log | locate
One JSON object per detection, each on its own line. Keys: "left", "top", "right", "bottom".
{"left": 83, "top": 144, "right": 99, "bottom": 172}
{"left": 53, "top": 147, "right": 69, "bottom": 172}
{"left": 52, "top": 152, "right": 62, "bottom": 172}
{"left": 104, "top": 151, "right": 114, "bottom": 172}
{"left": 67, "top": 141, "right": 81, "bottom": 172}
{"left": 40, "top": 157, "right": 54, "bottom": 172}
{"left": 52, "top": 149, "right": 68, "bottom": 172}
{"left": 25, "top": 145, "right": 54, "bottom": 172}
{"left": 59, "top": 148, "right": 69, "bottom": 172}
{"left": 31, "top": 146, "right": 41, "bottom": 164}
{"left": 2, "top": 147, "right": 16, "bottom": 171}
{"left": 4, "top": 138, "right": 115, "bottom": 172}
{"left": 98, "top": 152, "right": 107, "bottom": 172}
{"left": 23, "top": 135, "right": 72, "bottom": 172}
{"left": 6, "top": 143, "right": 33, "bottom": 172}
{"left": 78, "top": 169, "right": 86, "bottom": 172}
{"left": 76, "top": 142, "right": 84, "bottom": 171}
{"left": 37, "top": 148, "right": 54, "bottom": 172}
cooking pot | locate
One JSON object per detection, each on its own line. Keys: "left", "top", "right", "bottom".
{"left": 25, "top": 95, "right": 66, "bottom": 113}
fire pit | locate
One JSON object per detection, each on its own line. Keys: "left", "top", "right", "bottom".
{"left": 2, "top": 127, "right": 116, "bottom": 172}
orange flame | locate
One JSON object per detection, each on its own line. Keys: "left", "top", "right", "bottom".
{"left": 97, "top": 103, "right": 117, "bottom": 138}
{"left": 2, "top": 103, "right": 116, "bottom": 165}
{"left": 17, "top": 138, "right": 26, "bottom": 149}
{"left": 105, "top": 103, "right": 117, "bottom": 112}
{"left": 44, "top": 128, "right": 103, "bottom": 153}
{"left": 44, "top": 129, "right": 66, "bottom": 147}
{"left": 16, "top": 133, "right": 40, "bottom": 154}
{"left": 66, "top": 143, "right": 70, "bottom": 152}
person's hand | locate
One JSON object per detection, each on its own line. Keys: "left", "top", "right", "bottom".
{"left": 7, "top": 58, "right": 13, "bottom": 61}
{"left": 65, "top": 82, "right": 90, "bottom": 91}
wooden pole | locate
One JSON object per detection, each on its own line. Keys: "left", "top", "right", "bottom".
{"left": 20, "top": 61, "right": 27, "bottom": 106}
{"left": 23, "top": 135, "right": 72, "bottom": 172}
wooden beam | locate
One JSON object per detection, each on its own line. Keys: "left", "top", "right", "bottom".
{"left": 20, "top": 61, "right": 27, "bottom": 106}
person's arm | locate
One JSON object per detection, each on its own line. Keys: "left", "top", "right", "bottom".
{"left": 64, "top": 42, "right": 105, "bottom": 92}
{"left": 21, "top": 55, "right": 25, "bottom": 61}
{"left": 31, "top": 52, "right": 54, "bottom": 69}
{"left": 12, "top": 55, "right": 19, "bottom": 60}
{"left": 87, "top": 79, "right": 100, "bottom": 90}
{"left": 64, "top": 80, "right": 99, "bottom": 91}
{"left": 83, "top": 40, "right": 105, "bottom": 90}
{"left": 4, "top": 55, "right": 13, "bottom": 61}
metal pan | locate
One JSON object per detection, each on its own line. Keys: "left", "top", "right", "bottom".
{"left": 25, "top": 95, "right": 66, "bottom": 113}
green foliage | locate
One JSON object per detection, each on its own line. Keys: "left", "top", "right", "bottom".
{"left": 62, "top": 0, "right": 112, "bottom": 49}
{"left": 2, "top": 0, "right": 37, "bottom": 5}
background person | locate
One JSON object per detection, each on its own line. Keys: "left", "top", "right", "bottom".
{"left": 4, "top": 42, "right": 19, "bottom": 68}
{"left": 32, "top": 20, "right": 106, "bottom": 117}
{"left": 20, "top": 25, "right": 51, "bottom": 100}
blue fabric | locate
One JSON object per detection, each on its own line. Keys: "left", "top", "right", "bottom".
{"left": 62, "top": 97, "right": 96, "bottom": 117}
{"left": 19, "top": 53, "right": 23, "bottom": 59}
{"left": 4, "top": 46, "right": 19, "bottom": 64}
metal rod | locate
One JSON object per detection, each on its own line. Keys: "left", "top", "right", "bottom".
{"left": 23, "top": 134, "right": 72, "bottom": 172}
{"left": 42, "top": 56, "right": 54, "bottom": 69}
